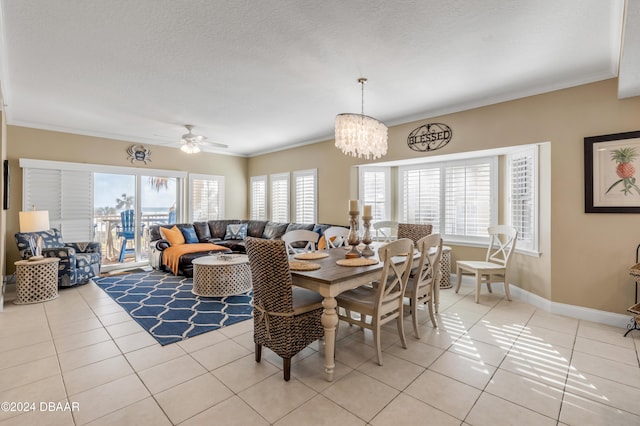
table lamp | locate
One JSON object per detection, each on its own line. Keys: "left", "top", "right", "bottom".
{"left": 19, "top": 209, "right": 50, "bottom": 260}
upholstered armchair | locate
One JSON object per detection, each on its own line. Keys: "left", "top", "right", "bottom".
{"left": 15, "top": 228, "right": 102, "bottom": 288}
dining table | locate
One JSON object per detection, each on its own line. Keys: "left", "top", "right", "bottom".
{"left": 289, "top": 241, "right": 420, "bottom": 382}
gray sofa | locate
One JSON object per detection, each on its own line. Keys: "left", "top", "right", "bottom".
{"left": 148, "top": 219, "right": 339, "bottom": 277}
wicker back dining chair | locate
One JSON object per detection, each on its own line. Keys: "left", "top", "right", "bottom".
{"left": 244, "top": 237, "right": 325, "bottom": 381}
{"left": 397, "top": 223, "right": 433, "bottom": 246}
{"left": 455, "top": 225, "right": 518, "bottom": 303}
{"left": 405, "top": 233, "right": 443, "bottom": 338}
{"left": 336, "top": 238, "right": 414, "bottom": 366}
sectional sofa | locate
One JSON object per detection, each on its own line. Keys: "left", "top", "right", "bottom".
{"left": 149, "top": 219, "right": 340, "bottom": 277}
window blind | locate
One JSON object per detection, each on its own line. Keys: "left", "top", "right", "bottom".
{"left": 250, "top": 175, "right": 267, "bottom": 220}
{"left": 444, "top": 162, "right": 492, "bottom": 238}
{"left": 397, "top": 157, "right": 496, "bottom": 242}
{"left": 400, "top": 167, "right": 440, "bottom": 232}
{"left": 293, "top": 169, "right": 317, "bottom": 223}
{"left": 189, "top": 174, "right": 225, "bottom": 221}
{"left": 359, "top": 167, "right": 390, "bottom": 222}
{"left": 508, "top": 147, "right": 538, "bottom": 252}
{"left": 23, "top": 168, "right": 94, "bottom": 241}
{"left": 270, "top": 173, "right": 289, "bottom": 223}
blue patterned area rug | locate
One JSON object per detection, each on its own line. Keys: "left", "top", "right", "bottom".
{"left": 93, "top": 270, "right": 253, "bottom": 345}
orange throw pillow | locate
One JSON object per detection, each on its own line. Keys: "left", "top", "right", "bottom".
{"left": 318, "top": 235, "right": 337, "bottom": 250}
{"left": 160, "top": 225, "right": 185, "bottom": 246}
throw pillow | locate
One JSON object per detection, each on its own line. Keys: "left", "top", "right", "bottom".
{"left": 317, "top": 235, "right": 337, "bottom": 250}
{"left": 224, "top": 223, "right": 248, "bottom": 240}
{"left": 180, "top": 226, "right": 199, "bottom": 244}
{"left": 160, "top": 225, "right": 185, "bottom": 246}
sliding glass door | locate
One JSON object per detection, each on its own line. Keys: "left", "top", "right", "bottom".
{"left": 94, "top": 174, "right": 179, "bottom": 267}
{"left": 94, "top": 173, "right": 136, "bottom": 265}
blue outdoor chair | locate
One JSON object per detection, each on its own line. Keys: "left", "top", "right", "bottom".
{"left": 116, "top": 209, "right": 144, "bottom": 262}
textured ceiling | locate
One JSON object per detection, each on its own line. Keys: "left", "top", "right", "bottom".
{"left": 0, "top": 0, "right": 633, "bottom": 157}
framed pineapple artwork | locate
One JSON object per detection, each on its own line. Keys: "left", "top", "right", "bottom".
{"left": 585, "top": 130, "right": 640, "bottom": 213}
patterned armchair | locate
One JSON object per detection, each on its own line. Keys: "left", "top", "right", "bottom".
{"left": 15, "top": 228, "right": 102, "bottom": 288}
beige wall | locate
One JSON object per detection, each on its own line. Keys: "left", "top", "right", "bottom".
{"left": 249, "top": 79, "right": 640, "bottom": 315}
{"left": 5, "top": 126, "right": 248, "bottom": 271}
{"left": 4, "top": 78, "right": 640, "bottom": 314}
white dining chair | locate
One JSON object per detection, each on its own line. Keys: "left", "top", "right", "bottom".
{"left": 455, "top": 225, "right": 518, "bottom": 303}
{"left": 281, "top": 229, "right": 319, "bottom": 254}
{"left": 372, "top": 220, "right": 398, "bottom": 242}
{"left": 336, "top": 238, "right": 414, "bottom": 366}
{"left": 405, "top": 233, "right": 442, "bottom": 338}
{"left": 321, "top": 226, "right": 350, "bottom": 249}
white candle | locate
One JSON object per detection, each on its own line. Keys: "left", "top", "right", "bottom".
{"left": 349, "top": 199, "right": 358, "bottom": 212}
{"left": 363, "top": 205, "right": 372, "bottom": 216}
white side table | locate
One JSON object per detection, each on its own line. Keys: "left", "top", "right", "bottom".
{"left": 438, "top": 246, "right": 452, "bottom": 289}
{"left": 192, "top": 255, "right": 252, "bottom": 297}
{"left": 14, "top": 257, "right": 60, "bottom": 304}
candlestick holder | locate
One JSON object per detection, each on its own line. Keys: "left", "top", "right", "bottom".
{"left": 361, "top": 215, "right": 374, "bottom": 257}
{"left": 345, "top": 210, "right": 361, "bottom": 259}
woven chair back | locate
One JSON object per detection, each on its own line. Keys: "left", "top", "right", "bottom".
{"left": 245, "top": 237, "right": 294, "bottom": 314}
{"left": 397, "top": 223, "right": 433, "bottom": 245}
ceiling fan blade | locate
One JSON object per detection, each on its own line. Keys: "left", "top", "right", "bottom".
{"left": 202, "top": 140, "right": 228, "bottom": 149}
{"left": 177, "top": 124, "right": 226, "bottom": 151}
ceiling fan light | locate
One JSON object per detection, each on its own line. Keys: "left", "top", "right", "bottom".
{"left": 180, "top": 142, "right": 200, "bottom": 154}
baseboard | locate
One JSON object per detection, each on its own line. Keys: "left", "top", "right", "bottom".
{"left": 453, "top": 274, "right": 631, "bottom": 328}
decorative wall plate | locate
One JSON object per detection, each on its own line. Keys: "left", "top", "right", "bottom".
{"left": 127, "top": 145, "right": 152, "bottom": 164}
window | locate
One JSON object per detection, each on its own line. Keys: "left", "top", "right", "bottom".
{"left": 507, "top": 146, "right": 538, "bottom": 253}
{"left": 270, "top": 173, "right": 289, "bottom": 222}
{"left": 293, "top": 169, "right": 317, "bottom": 223}
{"left": 189, "top": 174, "right": 225, "bottom": 221}
{"left": 444, "top": 159, "right": 495, "bottom": 240}
{"left": 399, "top": 166, "right": 440, "bottom": 231}
{"left": 23, "top": 167, "right": 94, "bottom": 241}
{"left": 21, "top": 158, "right": 186, "bottom": 268}
{"left": 359, "top": 166, "right": 390, "bottom": 222}
{"left": 250, "top": 175, "right": 267, "bottom": 220}
{"left": 399, "top": 157, "right": 497, "bottom": 243}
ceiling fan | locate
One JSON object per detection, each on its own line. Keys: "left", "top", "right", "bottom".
{"left": 180, "top": 124, "right": 228, "bottom": 153}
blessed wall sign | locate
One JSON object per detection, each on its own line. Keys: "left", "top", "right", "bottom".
{"left": 407, "top": 123, "right": 452, "bottom": 152}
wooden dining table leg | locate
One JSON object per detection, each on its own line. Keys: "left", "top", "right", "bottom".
{"left": 320, "top": 296, "right": 338, "bottom": 382}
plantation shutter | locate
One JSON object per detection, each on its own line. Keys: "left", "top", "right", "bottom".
{"left": 359, "top": 167, "right": 389, "bottom": 222}
{"left": 250, "top": 175, "right": 267, "bottom": 220}
{"left": 270, "top": 173, "right": 289, "bottom": 222}
{"left": 444, "top": 160, "right": 494, "bottom": 239}
{"left": 293, "top": 169, "right": 317, "bottom": 223}
{"left": 508, "top": 146, "right": 538, "bottom": 252}
{"left": 399, "top": 167, "right": 440, "bottom": 232}
{"left": 23, "top": 168, "right": 94, "bottom": 241}
{"left": 189, "top": 174, "right": 225, "bottom": 221}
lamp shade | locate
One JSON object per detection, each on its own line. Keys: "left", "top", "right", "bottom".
{"left": 335, "top": 113, "right": 388, "bottom": 160}
{"left": 19, "top": 210, "right": 50, "bottom": 233}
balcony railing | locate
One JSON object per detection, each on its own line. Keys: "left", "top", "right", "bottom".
{"left": 94, "top": 213, "right": 171, "bottom": 265}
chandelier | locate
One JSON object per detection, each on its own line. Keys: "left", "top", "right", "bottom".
{"left": 335, "top": 78, "right": 388, "bottom": 160}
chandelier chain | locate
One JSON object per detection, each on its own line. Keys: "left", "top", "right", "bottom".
{"left": 358, "top": 77, "right": 367, "bottom": 116}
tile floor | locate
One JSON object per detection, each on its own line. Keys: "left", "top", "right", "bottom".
{"left": 0, "top": 278, "right": 639, "bottom": 425}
